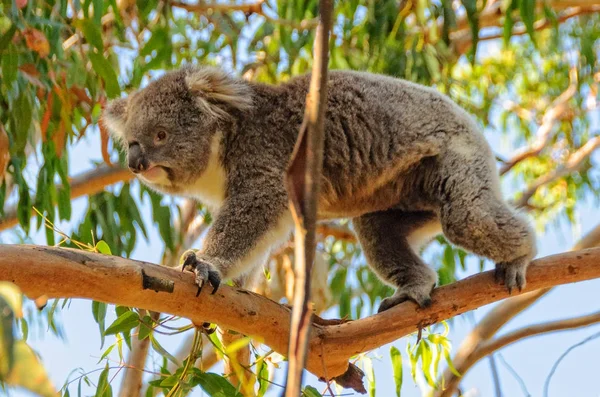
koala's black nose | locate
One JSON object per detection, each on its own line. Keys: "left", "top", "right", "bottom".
{"left": 127, "top": 143, "right": 148, "bottom": 173}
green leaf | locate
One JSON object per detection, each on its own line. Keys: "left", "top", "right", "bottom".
{"left": 193, "top": 372, "right": 243, "bottom": 397}
{"left": 140, "top": 28, "right": 168, "bottom": 57}
{"left": 92, "top": 0, "right": 103, "bottom": 25}
{"left": 94, "top": 363, "right": 112, "bottom": 397}
{"left": 444, "top": 350, "right": 461, "bottom": 377}
{"left": 0, "top": 24, "right": 17, "bottom": 53}
{"left": 105, "top": 311, "right": 139, "bottom": 335}
{"left": 77, "top": 19, "right": 103, "bottom": 51}
{"left": 95, "top": 241, "right": 112, "bottom": 255}
{"left": 519, "top": 0, "right": 536, "bottom": 42}
{"left": 0, "top": 282, "right": 23, "bottom": 318}
{"left": 99, "top": 343, "right": 116, "bottom": 362}
{"left": 150, "top": 335, "right": 180, "bottom": 366}
{"left": 137, "top": 315, "right": 153, "bottom": 341}
{"left": 503, "top": 0, "right": 517, "bottom": 45}
{"left": 0, "top": 51, "right": 19, "bottom": 87}
{"left": 390, "top": 346, "right": 403, "bottom": 397}
{"left": 88, "top": 50, "right": 120, "bottom": 98}
{"left": 92, "top": 301, "right": 107, "bottom": 347}
{"left": 20, "top": 318, "right": 28, "bottom": 341}
{"left": 12, "top": 92, "right": 33, "bottom": 155}
{"left": 364, "top": 356, "right": 376, "bottom": 397}
{"left": 460, "top": 0, "right": 479, "bottom": 62}
{"left": 302, "top": 385, "right": 322, "bottom": 397}
{"left": 420, "top": 341, "right": 435, "bottom": 387}
{"left": 257, "top": 360, "right": 269, "bottom": 397}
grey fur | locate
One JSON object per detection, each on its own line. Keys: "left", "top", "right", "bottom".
{"left": 103, "top": 65, "right": 537, "bottom": 311}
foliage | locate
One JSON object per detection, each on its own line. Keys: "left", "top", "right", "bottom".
{"left": 0, "top": 0, "right": 598, "bottom": 396}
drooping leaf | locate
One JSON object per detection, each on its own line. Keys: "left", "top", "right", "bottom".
{"left": 390, "top": 346, "right": 403, "bottom": 396}
{"left": 3, "top": 341, "right": 57, "bottom": 397}
{"left": 105, "top": 310, "right": 139, "bottom": 335}
{"left": 302, "top": 385, "right": 322, "bottom": 397}
{"left": 192, "top": 372, "right": 243, "bottom": 397}
{"left": 88, "top": 51, "right": 120, "bottom": 98}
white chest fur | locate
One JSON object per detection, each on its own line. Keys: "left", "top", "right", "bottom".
{"left": 187, "top": 132, "right": 227, "bottom": 210}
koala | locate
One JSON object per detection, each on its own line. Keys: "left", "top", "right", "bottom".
{"left": 103, "top": 65, "right": 536, "bottom": 313}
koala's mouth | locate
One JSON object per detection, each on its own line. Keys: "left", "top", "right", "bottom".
{"left": 139, "top": 165, "right": 172, "bottom": 185}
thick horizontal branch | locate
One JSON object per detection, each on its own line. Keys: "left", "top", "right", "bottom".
{"left": 0, "top": 165, "right": 132, "bottom": 232}
{"left": 0, "top": 245, "right": 599, "bottom": 387}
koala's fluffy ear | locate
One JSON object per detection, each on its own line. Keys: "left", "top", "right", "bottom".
{"left": 102, "top": 97, "right": 129, "bottom": 145}
{"left": 184, "top": 66, "right": 253, "bottom": 119}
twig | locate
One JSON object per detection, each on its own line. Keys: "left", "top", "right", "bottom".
{"left": 497, "top": 353, "right": 531, "bottom": 397}
{"left": 488, "top": 354, "right": 503, "bottom": 397}
{"left": 543, "top": 330, "right": 600, "bottom": 397}
{"left": 514, "top": 136, "right": 600, "bottom": 208}
{"left": 283, "top": 0, "right": 334, "bottom": 394}
{"left": 500, "top": 68, "right": 578, "bottom": 176}
{"left": 170, "top": 0, "right": 318, "bottom": 30}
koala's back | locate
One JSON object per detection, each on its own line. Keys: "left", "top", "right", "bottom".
{"left": 278, "top": 71, "right": 494, "bottom": 218}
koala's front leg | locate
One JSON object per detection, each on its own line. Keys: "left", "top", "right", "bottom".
{"left": 181, "top": 187, "right": 293, "bottom": 296}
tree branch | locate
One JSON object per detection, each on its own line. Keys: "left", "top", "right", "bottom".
{"left": 514, "top": 135, "right": 600, "bottom": 208}
{"left": 1, "top": 245, "right": 599, "bottom": 392}
{"left": 447, "top": 1, "right": 600, "bottom": 55}
{"left": 170, "top": 0, "right": 318, "bottom": 30}
{"left": 435, "top": 221, "right": 600, "bottom": 396}
{"left": 438, "top": 309, "right": 600, "bottom": 394}
{"left": 500, "top": 68, "right": 578, "bottom": 176}
{"left": 283, "top": 0, "right": 333, "bottom": 393}
{"left": 0, "top": 165, "right": 132, "bottom": 232}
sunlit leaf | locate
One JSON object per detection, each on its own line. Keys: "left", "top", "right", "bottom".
{"left": 3, "top": 341, "right": 57, "bottom": 397}
{"left": 390, "top": 346, "right": 403, "bottom": 396}
{"left": 95, "top": 241, "right": 112, "bottom": 255}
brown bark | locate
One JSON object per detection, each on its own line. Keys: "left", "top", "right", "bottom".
{"left": 1, "top": 244, "right": 599, "bottom": 391}
{"left": 283, "top": 0, "right": 334, "bottom": 394}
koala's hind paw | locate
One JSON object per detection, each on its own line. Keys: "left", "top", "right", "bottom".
{"left": 495, "top": 256, "right": 529, "bottom": 294}
{"left": 180, "top": 250, "right": 222, "bottom": 296}
{"left": 377, "top": 282, "right": 436, "bottom": 313}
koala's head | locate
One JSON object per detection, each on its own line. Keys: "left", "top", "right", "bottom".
{"left": 102, "top": 65, "right": 252, "bottom": 195}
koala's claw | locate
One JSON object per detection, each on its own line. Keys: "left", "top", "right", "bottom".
{"left": 181, "top": 251, "right": 222, "bottom": 295}
{"left": 495, "top": 257, "right": 528, "bottom": 294}
{"left": 377, "top": 283, "right": 435, "bottom": 313}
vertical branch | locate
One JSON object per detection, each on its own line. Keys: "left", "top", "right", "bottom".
{"left": 283, "top": 0, "right": 334, "bottom": 395}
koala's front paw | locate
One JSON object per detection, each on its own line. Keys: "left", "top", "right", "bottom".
{"left": 377, "top": 282, "right": 436, "bottom": 313}
{"left": 495, "top": 256, "right": 529, "bottom": 294}
{"left": 180, "top": 250, "right": 222, "bottom": 296}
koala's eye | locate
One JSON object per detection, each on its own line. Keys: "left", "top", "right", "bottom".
{"left": 155, "top": 130, "right": 167, "bottom": 143}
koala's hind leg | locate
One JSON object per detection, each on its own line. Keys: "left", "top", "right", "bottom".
{"left": 437, "top": 139, "right": 537, "bottom": 293}
{"left": 353, "top": 210, "right": 440, "bottom": 312}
